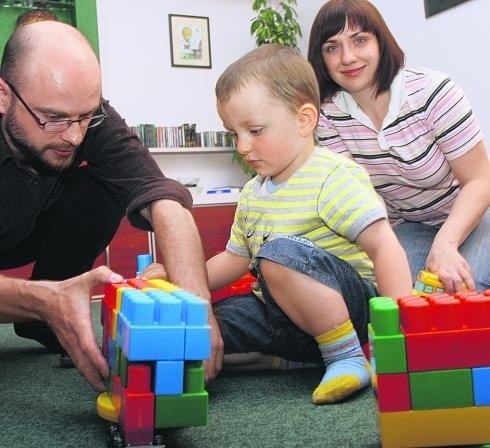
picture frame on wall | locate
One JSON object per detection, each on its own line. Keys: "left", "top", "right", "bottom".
{"left": 424, "top": 0, "right": 471, "bottom": 18}
{"left": 168, "top": 14, "right": 212, "bottom": 68}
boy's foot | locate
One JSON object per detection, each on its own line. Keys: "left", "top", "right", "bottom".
{"left": 312, "top": 356, "right": 371, "bottom": 404}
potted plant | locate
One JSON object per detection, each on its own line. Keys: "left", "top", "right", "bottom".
{"left": 250, "top": 0, "right": 302, "bottom": 49}
{"left": 233, "top": 0, "right": 302, "bottom": 176}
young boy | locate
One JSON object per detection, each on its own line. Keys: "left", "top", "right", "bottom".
{"left": 145, "top": 44, "right": 413, "bottom": 404}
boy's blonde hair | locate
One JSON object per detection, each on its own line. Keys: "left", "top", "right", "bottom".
{"left": 215, "top": 44, "right": 320, "bottom": 117}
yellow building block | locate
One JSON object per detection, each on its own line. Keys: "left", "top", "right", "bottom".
{"left": 379, "top": 406, "right": 490, "bottom": 447}
{"left": 147, "top": 278, "right": 180, "bottom": 292}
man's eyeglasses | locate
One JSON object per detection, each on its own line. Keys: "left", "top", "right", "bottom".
{"left": 6, "top": 81, "right": 107, "bottom": 133}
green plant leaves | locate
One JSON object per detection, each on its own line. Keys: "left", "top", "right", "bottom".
{"left": 250, "top": 0, "right": 302, "bottom": 49}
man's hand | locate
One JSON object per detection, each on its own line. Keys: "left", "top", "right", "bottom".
{"left": 37, "top": 266, "right": 123, "bottom": 391}
{"left": 140, "top": 262, "right": 167, "bottom": 280}
{"left": 205, "top": 305, "right": 224, "bottom": 381}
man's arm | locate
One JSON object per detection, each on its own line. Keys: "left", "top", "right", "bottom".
{"left": 149, "top": 199, "right": 224, "bottom": 380}
{"left": 0, "top": 266, "right": 123, "bottom": 391}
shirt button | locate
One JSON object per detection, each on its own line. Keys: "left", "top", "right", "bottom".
{"left": 377, "top": 133, "right": 390, "bottom": 151}
{"left": 32, "top": 179, "right": 39, "bottom": 185}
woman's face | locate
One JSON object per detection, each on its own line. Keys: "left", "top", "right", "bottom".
{"left": 321, "top": 22, "right": 380, "bottom": 97}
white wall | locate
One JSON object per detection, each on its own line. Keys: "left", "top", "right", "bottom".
{"left": 96, "top": 0, "right": 254, "bottom": 131}
{"left": 369, "top": 0, "right": 490, "bottom": 144}
{"left": 96, "top": 0, "right": 490, "bottom": 146}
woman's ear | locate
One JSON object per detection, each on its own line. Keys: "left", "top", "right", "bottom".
{"left": 298, "top": 103, "right": 318, "bottom": 137}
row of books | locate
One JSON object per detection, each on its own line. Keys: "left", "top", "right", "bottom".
{"left": 130, "top": 123, "right": 235, "bottom": 149}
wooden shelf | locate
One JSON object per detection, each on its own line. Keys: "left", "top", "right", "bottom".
{"left": 149, "top": 147, "right": 235, "bottom": 155}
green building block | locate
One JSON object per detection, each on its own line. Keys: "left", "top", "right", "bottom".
{"left": 114, "top": 344, "right": 122, "bottom": 377}
{"left": 185, "top": 361, "right": 205, "bottom": 393}
{"left": 155, "top": 391, "right": 208, "bottom": 428}
{"left": 369, "top": 296, "right": 400, "bottom": 336}
{"left": 369, "top": 324, "right": 407, "bottom": 374}
{"left": 120, "top": 351, "right": 129, "bottom": 387}
{"left": 410, "top": 369, "right": 473, "bottom": 410}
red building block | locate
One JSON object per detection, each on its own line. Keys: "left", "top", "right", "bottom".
{"left": 376, "top": 373, "right": 411, "bottom": 412}
{"left": 211, "top": 272, "right": 256, "bottom": 303}
{"left": 120, "top": 364, "right": 155, "bottom": 446}
{"left": 400, "top": 294, "right": 490, "bottom": 371}
{"left": 127, "top": 278, "right": 152, "bottom": 290}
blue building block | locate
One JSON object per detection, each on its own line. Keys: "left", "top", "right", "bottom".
{"left": 116, "top": 289, "right": 186, "bottom": 361}
{"left": 473, "top": 367, "right": 490, "bottom": 406}
{"left": 146, "top": 289, "right": 183, "bottom": 325}
{"left": 154, "top": 360, "right": 184, "bottom": 395}
{"left": 185, "top": 326, "right": 211, "bottom": 360}
{"left": 115, "top": 286, "right": 212, "bottom": 362}
{"left": 136, "top": 253, "right": 153, "bottom": 277}
{"left": 117, "top": 313, "right": 186, "bottom": 361}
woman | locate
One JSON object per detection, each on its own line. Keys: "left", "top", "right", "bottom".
{"left": 308, "top": 0, "right": 490, "bottom": 294}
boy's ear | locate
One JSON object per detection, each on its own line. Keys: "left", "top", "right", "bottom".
{"left": 298, "top": 103, "right": 318, "bottom": 137}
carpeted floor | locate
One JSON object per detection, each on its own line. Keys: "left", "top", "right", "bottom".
{"left": 0, "top": 304, "right": 382, "bottom": 448}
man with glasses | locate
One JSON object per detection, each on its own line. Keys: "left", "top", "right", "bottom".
{"left": 0, "top": 21, "right": 222, "bottom": 390}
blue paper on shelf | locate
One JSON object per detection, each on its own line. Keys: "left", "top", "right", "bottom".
{"left": 206, "top": 188, "right": 232, "bottom": 194}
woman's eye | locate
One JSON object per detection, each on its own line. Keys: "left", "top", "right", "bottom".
{"left": 354, "top": 36, "right": 367, "bottom": 46}
{"left": 322, "top": 44, "right": 338, "bottom": 55}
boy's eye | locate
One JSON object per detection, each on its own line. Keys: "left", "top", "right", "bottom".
{"left": 250, "top": 128, "right": 263, "bottom": 136}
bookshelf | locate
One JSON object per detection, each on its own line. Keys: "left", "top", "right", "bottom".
{"left": 149, "top": 147, "right": 235, "bottom": 155}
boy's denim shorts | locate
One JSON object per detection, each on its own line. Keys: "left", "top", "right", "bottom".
{"left": 213, "top": 236, "right": 378, "bottom": 363}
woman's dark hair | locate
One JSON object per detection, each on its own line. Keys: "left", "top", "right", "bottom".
{"left": 307, "top": 0, "right": 404, "bottom": 102}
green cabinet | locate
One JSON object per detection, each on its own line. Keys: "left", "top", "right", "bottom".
{"left": 0, "top": 0, "right": 98, "bottom": 59}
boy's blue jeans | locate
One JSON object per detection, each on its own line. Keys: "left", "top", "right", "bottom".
{"left": 393, "top": 208, "right": 490, "bottom": 292}
{"left": 213, "top": 236, "right": 377, "bottom": 363}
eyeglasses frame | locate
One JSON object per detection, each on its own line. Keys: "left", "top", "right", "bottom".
{"left": 5, "top": 80, "right": 107, "bottom": 133}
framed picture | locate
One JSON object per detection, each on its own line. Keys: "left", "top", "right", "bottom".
{"left": 168, "top": 14, "right": 212, "bottom": 68}
{"left": 424, "top": 0, "right": 471, "bottom": 18}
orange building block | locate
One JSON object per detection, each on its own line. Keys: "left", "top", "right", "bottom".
{"left": 378, "top": 406, "right": 490, "bottom": 448}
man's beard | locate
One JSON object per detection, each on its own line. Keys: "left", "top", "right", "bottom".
{"left": 4, "top": 111, "right": 76, "bottom": 175}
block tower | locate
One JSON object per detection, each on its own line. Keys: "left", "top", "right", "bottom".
{"left": 369, "top": 288, "right": 490, "bottom": 448}
{"left": 96, "top": 255, "right": 211, "bottom": 447}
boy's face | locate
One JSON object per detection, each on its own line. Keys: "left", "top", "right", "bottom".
{"left": 217, "top": 82, "right": 313, "bottom": 183}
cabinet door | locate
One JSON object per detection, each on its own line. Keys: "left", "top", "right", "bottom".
{"left": 192, "top": 204, "right": 236, "bottom": 260}
{"left": 107, "top": 217, "right": 152, "bottom": 279}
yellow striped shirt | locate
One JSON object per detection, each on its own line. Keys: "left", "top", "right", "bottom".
{"left": 227, "top": 147, "right": 387, "bottom": 282}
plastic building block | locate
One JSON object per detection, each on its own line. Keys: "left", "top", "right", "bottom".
{"left": 154, "top": 360, "right": 184, "bottom": 395}
{"left": 375, "top": 373, "right": 411, "bottom": 412}
{"left": 473, "top": 367, "right": 490, "bottom": 406}
{"left": 211, "top": 271, "right": 256, "bottom": 303}
{"left": 409, "top": 369, "right": 473, "bottom": 410}
{"left": 368, "top": 298, "right": 406, "bottom": 374}
{"left": 401, "top": 294, "right": 490, "bottom": 371}
{"left": 370, "top": 284, "right": 490, "bottom": 448}
{"left": 136, "top": 254, "right": 153, "bottom": 276}
{"left": 378, "top": 406, "right": 490, "bottom": 448}
{"left": 96, "top": 254, "right": 211, "bottom": 447}
{"left": 413, "top": 270, "right": 444, "bottom": 294}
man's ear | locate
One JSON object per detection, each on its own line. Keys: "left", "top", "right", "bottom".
{"left": 0, "top": 78, "right": 10, "bottom": 114}
{"left": 298, "top": 103, "right": 318, "bottom": 137}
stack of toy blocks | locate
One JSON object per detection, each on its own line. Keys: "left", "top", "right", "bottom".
{"left": 96, "top": 276, "right": 211, "bottom": 446}
{"left": 369, "top": 288, "right": 490, "bottom": 448}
